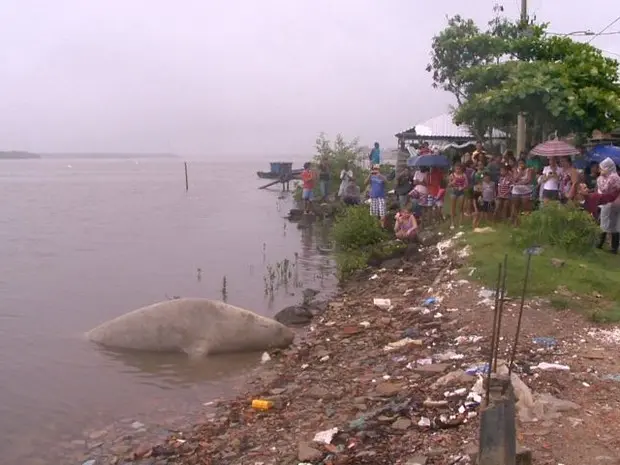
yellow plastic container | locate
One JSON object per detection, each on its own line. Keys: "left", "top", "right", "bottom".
{"left": 251, "top": 399, "right": 274, "bottom": 410}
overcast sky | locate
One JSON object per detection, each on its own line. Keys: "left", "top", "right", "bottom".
{"left": 1, "top": 0, "right": 618, "bottom": 156}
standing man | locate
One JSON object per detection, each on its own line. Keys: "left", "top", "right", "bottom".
{"left": 301, "top": 162, "right": 315, "bottom": 213}
{"left": 369, "top": 142, "right": 381, "bottom": 166}
{"left": 366, "top": 164, "right": 387, "bottom": 228}
{"left": 318, "top": 157, "right": 330, "bottom": 201}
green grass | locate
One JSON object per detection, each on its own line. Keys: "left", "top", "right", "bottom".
{"left": 462, "top": 224, "right": 620, "bottom": 323}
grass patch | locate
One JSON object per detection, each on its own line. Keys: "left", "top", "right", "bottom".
{"left": 463, "top": 224, "right": 620, "bottom": 323}
{"left": 549, "top": 296, "right": 570, "bottom": 311}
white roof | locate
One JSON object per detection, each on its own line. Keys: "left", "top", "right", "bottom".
{"left": 399, "top": 113, "right": 506, "bottom": 139}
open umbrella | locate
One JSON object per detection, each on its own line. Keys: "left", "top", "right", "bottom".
{"left": 411, "top": 154, "right": 450, "bottom": 168}
{"left": 587, "top": 144, "right": 620, "bottom": 165}
{"left": 530, "top": 140, "right": 580, "bottom": 157}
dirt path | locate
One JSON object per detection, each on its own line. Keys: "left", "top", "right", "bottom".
{"left": 108, "top": 237, "right": 620, "bottom": 465}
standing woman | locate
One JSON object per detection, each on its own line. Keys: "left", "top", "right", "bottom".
{"left": 510, "top": 159, "right": 533, "bottom": 224}
{"left": 338, "top": 162, "right": 354, "bottom": 199}
{"left": 449, "top": 163, "right": 468, "bottom": 229}
{"left": 463, "top": 161, "right": 476, "bottom": 216}
{"left": 559, "top": 157, "right": 579, "bottom": 202}
{"left": 541, "top": 157, "right": 562, "bottom": 202}
{"left": 596, "top": 158, "right": 620, "bottom": 254}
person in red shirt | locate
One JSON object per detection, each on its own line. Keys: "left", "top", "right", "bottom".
{"left": 301, "top": 162, "right": 316, "bottom": 213}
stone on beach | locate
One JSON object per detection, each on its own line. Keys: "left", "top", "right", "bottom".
{"left": 86, "top": 298, "right": 294, "bottom": 356}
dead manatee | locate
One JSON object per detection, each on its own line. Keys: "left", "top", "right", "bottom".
{"left": 86, "top": 298, "right": 294, "bottom": 357}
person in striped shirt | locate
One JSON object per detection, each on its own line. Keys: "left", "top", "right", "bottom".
{"left": 495, "top": 164, "right": 513, "bottom": 220}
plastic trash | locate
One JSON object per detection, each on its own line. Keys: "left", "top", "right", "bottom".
{"left": 313, "top": 427, "right": 338, "bottom": 444}
{"left": 465, "top": 363, "right": 490, "bottom": 375}
{"left": 525, "top": 246, "right": 544, "bottom": 255}
{"left": 373, "top": 298, "right": 391, "bottom": 310}
{"left": 383, "top": 338, "right": 422, "bottom": 351}
{"left": 532, "top": 337, "right": 557, "bottom": 348}
{"left": 603, "top": 374, "right": 620, "bottom": 381}
{"left": 260, "top": 352, "right": 271, "bottom": 363}
{"left": 534, "top": 362, "right": 570, "bottom": 371}
{"left": 369, "top": 274, "right": 379, "bottom": 280}
{"left": 417, "top": 417, "right": 431, "bottom": 427}
{"left": 423, "top": 297, "right": 437, "bottom": 306}
{"left": 455, "top": 335, "right": 483, "bottom": 345}
{"left": 251, "top": 399, "right": 274, "bottom": 410}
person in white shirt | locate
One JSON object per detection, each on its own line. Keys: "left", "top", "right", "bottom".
{"left": 541, "top": 157, "right": 563, "bottom": 202}
{"left": 338, "top": 163, "right": 354, "bottom": 198}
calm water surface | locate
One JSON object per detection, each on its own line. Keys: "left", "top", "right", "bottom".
{"left": 0, "top": 158, "right": 335, "bottom": 464}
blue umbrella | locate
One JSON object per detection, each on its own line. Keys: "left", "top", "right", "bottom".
{"left": 587, "top": 144, "right": 620, "bottom": 165}
{"left": 412, "top": 154, "right": 451, "bottom": 168}
{"left": 406, "top": 155, "right": 419, "bottom": 167}
{"left": 572, "top": 158, "right": 589, "bottom": 170}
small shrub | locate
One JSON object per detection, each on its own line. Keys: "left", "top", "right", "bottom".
{"left": 512, "top": 203, "right": 599, "bottom": 254}
{"left": 332, "top": 205, "right": 387, "bottom": 251}
{"left": 335, "top": 251, "right": 369, "bottom": 280}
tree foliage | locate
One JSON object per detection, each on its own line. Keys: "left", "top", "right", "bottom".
{"left": 314, "top": 133, "right": 368, "bottom": 190}
{"left": 427, "top": 5, "right": 620, "bottom": 142}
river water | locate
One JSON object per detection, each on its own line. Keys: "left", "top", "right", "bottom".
{"left": 0, "top": 157, "right": 336, "bottom": 464}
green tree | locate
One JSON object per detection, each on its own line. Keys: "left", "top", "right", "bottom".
{"left": 428, "top": 6, "right": 620, "bottom": 143}
{"left": 453, "top": 33, "right": 620, "bottom": 140}
{"left": 314, "top": 133, "right": 368, "bottom": 190}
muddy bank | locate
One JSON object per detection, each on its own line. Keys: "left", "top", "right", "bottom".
{"left": 85, "top": 233, "right": 620, "bottom": 465}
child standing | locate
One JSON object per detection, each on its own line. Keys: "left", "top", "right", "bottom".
{"left": 449, "top": 163, "right": 468, "bottom": 229}
{"left": 474, "top": 172, "right": 495, "bottom": 228}
{"left": 495, "top": 165, "right": 513, "bottom": 220}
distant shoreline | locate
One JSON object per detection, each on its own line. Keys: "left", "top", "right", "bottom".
{"left": 0, "top": 151, "right": 41, "bottom": 159}
{"left": 0, "top": 152, "right": 179, "bottom": 160}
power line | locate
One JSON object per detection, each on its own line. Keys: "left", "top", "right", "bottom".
{"left": 586, "top": 16, "right": 620, "bottom": 44}
{"left": 547, "top": 30, "right": 620, "bottom": 37}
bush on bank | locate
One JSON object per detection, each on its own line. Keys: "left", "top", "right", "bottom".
{"left": 512, "top": 202, "right": 599, "bottom": 254}
{"left": 293, "top": 134, "right": 371, "bottom": 202}
{"left": 332, "top": 205, "right": 387, "bottom": 251}
{"left": 332, "top": 205, "right": 388, "bottom": 279}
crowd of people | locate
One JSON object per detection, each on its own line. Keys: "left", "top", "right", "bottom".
{"left": 396, "top": 143, "right": 620, "bottom": 253}
{"left": 297, "top": 140, "right": 620, "bottom": 254}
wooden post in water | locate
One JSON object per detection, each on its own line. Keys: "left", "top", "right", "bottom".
{"left": 184, "top": 162, "right": 189, "bottom": 191}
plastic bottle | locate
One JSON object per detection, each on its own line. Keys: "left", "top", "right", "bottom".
{"left": 251, "top": 399, "right": 274, "bottom": 410}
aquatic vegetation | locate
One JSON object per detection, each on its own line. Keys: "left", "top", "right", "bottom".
{"left": 221, "top": 275, "right": 228, "bottom": 302}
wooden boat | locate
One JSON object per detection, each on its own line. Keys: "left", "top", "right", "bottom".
{"left": 257, "top": 170, "right": 281, "bottom": 179}
{"left": 257, "top": 162, "right": 301, "bottom": 179}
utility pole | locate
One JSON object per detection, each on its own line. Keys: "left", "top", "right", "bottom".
{"left": 516, "top": 0, "right": 527, "bottom": 156}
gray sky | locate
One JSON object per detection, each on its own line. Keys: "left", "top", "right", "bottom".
{"left": 1, "top": 0, "right": 618, "bottom": 156}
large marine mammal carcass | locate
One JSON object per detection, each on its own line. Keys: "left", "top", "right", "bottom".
{"left": 86, "top": 298, "right": 294, "bottom": 356}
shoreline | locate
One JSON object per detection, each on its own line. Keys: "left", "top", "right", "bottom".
{"left": 83, "top": 232, "right": 620, "bottom": 465}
